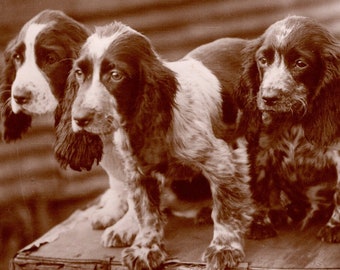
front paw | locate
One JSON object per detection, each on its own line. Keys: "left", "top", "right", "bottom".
{"left": 90, "top": 189, "right": 128, "bottom": 230}
{"left": 122, "top": 243, "right": 167, "bottom": 270}
{"left": 317, "top": 225, "right": 340, "bottom": 243}
{"left": 101, "top": 214, "right": 138, "bottom": 247}
{"left": 203, "top": 244, "right": 244, "bottom": 270}
{"left": 246, "top": 220, "right": 277, "bottom": 239}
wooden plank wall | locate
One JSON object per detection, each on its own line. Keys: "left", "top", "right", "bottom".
{"left": 0, "top": 0, "right": 339, "bottom": 268}
{"left": 1, "top": 0, "right": 340, "bottom": 57}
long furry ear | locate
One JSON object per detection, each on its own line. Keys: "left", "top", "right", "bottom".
{"left": 127, "top": 57, "right": 177, "bottom": 157}
{"left": 54, "top": 75, "right": 103, "bottom": 171}
{"left": 109, "top": 30, "right": 178, "bottom": 158}
{"left": 302, "top": 38, "right": 340, "bottom": 146}
{"left": 234, "top": 38, "right": 263, "bottom": 142}
{"left": 0, "top": 42, "right": 32, "bottom": 142}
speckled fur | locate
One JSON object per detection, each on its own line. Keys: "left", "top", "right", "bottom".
{"left": 70, "top": 22, "right": 253, "bottom": 269}
{"left": 236, "top": 16, "right": 340, "bottom": 242}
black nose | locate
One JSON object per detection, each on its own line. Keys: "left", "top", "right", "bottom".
{"left": 13, "top": 92, "right": 32, "bottom": 105}
{"left": 73, "top": 111, "right": 94, "bottom": 127}
{"left": 262, "top": 95, "right": 279, "bottom": 106}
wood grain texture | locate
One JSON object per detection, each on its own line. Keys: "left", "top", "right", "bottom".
{"left": 11, "top": 212, "right": 340, "bottom": 269}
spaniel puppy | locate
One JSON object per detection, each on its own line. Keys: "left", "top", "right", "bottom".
{"left": 68, "top": 22, "right": 252, "bottom": 269}
{"left": 236, "top": 15, "right": 340, "bottom": 242}
{"left": 56, "top": 35, "right": 250, "bottom": 248}
{"left": 0, "top": 9, "right": 115, "bottom": 228}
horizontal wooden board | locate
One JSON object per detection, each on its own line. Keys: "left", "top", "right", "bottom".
{"left": 11, "top": 207, "right": 340, "bottom": 269}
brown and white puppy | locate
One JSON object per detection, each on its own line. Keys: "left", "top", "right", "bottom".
{"left": 56, "top": 32, "right": 250, "bottom": 248}
{"left": 236, "top": 15, "right": 340, "bottom": 242}
{"left": 67, "top": 22, "right": 252, "bottom": 269}
{"left": 0, "top": 10, "right": 128, "bottom": 232}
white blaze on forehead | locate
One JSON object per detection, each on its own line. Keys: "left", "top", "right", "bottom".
{"left": 24, "top": 23, "right": 48, "bottom": 59}
{"left": 80, "top": 33, "right": 122, "bottom": 109}
{"left": 85, "top": 25, "right": 133, "bottom": 60}
{"left": 77, "top": 26, "right": 132, "bottom": 111}
{"left": 275, "top": 22, "right": 294, "bottom": 45}
{"left": 85, "top": 34, "right": 117, "bottom": 60}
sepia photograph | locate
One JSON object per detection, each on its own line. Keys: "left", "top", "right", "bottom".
{"left": 0, "top": 0, "right": 340, "bottom": 269}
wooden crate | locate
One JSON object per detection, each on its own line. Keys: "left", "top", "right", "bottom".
{"left": 11, "top": 205, "right": 340, "bottom": 270}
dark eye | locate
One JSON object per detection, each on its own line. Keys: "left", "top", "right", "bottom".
{"left": 45, "top": 53, "right": 59, "bottom": 65}
{"left": 75, "top": 68, "right": 85, "bottom": 82}
{"left": 110, "top": 69, "right": 123, "bottom": 81}
{"left": 258, "top": 56, "right": 268, "bottom": 66}
{"left": 13, "top": 53, "right": 23, "bottom": 65}
{"left": 294, "top": 59, "right": 308, "bottom": 69}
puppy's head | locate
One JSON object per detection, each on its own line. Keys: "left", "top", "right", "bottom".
{"left": 236, "top": 16, "right": 340, "bottom": 145}
{"left": 1, "top": 9, "right": 89, "bottom": 141}
{"left": 71, "top": 22, "right": 176, "bottom": 148}
{"left": 255, "top": 16, "right": 334, "bottom": 117}
{"left": 56, "top": 22, "right": 177, "bottom": 170}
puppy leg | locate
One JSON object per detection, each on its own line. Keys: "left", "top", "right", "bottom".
{"left": 122, "top": 176, "right": 167, "bottom": 270}
{"left": 318, "top": 154, "right": 340, "bottom": 242}
{"left": 91, "top": 184, "right": 128, "bottom": 230}
{"left": 247, "top": 148, "right": 278, "bottom": 239}
{"left": 91, "top": 143, "right": 128, "bottom": 229}
{"left": 101, "top": 194, "right": 138, "bottom": 247}
{"left": 199, "top": 138, "right": 253, "bottom": 269}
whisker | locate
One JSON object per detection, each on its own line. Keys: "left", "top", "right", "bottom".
{"left": 0, "top": 88, "right": 12, "bottom": 97}
{"left": 297, "top": 97, "right": 308, "bottom": 117}
{"left": 1, "top": 98, "right": 12, "bottom": 116}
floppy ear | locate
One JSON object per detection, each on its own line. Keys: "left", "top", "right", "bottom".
{"left": 132, "top": 57, "right": 178, "bottom": 152}
{"left": 126, "top": 60, "right": 177, "bottom": 158}
{"left": 115, "top": 33, "right": 177, "bottom": 158}
{"left": 0, "top": 42, "right": 32, "bottom": 142}
{"left": 234, "top": 38, "right": 263, "bottom": 142}
{"left": 54, "top": 75, "right": 103, "bottom": 171}
{"left": 302, "top": 39, "right": 340, "bottom": 146}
